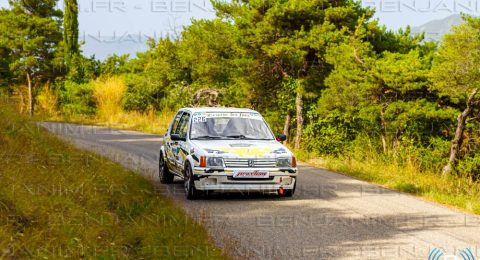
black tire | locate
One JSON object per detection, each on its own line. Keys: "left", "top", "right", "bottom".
{"left": 184, "top": 164, "right": 201, "bottom": 200}
{"left": 283, "top": 179, "right": 296, "bottom": 197}
{"left": 159, "top": 151, "right": 174, "bottom": 184}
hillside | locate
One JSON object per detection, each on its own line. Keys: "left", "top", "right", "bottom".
{"left": 411, "top": 14, "right": 463, "bottom": 41}
{"left": 0, "top": 96, "right": 225, "bottom": 259}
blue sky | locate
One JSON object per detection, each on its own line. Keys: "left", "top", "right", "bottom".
{"left": 1, "top": 0, "right": 478, "bottom": 59}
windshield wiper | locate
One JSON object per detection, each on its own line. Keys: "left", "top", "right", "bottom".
{"left": 194, "top": 135, "right": 222, "bottom": 140}
{"left": 226, "top": 135, "right": 248, "bottom": 139}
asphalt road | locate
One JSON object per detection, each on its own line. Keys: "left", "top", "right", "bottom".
{"left": 39, "top": 122, "right": 480, "bottom": 260}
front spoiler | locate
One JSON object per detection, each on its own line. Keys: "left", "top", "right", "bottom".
{"left": 192, "top": 168, "right": 297, "bottom": 192}
{"left": 194, "top": 183, "right": 295, "bottom": 192}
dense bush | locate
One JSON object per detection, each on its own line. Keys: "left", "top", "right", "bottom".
{"left": 67, "top": 54, "right": 101, "bottom": 83}
{"left": 123, "top": 73, "right": 167, "bottom": 112}
{"left": 457, "top": 153, "right": 480, "bottom": 178}
{"left": 415, "top": 137, "right": 451, "bottom": 171}
{"left": 304, "top": 114, "right": 355, "bottom": 156}
{"left": 57, "top": 80, "right": 96, "bottom": 116}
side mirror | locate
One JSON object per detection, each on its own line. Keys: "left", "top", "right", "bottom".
{"left": 276, "top": 134, "right": 287, "bottom": 142}
{"left": 171, "top": 134, "right": 186, "bottom": 142}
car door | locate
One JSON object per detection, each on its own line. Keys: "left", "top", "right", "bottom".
{"left": 172, "top": 112, "right": 191, "bottom": 173}
{"left": 165, "top": 111, "right": 183, "bottom": 173}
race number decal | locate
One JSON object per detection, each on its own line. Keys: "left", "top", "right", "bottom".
{"left": 193, "top": 116, "right": 207, "bottom": 123}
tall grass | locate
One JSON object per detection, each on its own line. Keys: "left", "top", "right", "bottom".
{"left": 92, "top": 76, "right": 126, "bottom": 123}
{"left": 36, "top": 83, "right": 58, "bottom": 117}
{"left": 109, "top": 108, "right": 176, "bottom": 134}
{"left": 0, "top": 95, "right": 226, "bottom": 259}
{"left": 90, "top": 75, "right": 175, "bottom": 134}
{"left": 37, "top": 76, "right": 176, "bottom": 134}
{"left": 296, "top": 146, "right": 480, "bottom": 215}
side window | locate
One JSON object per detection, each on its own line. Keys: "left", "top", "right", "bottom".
{"left": 169, "top": 112, "right": 183, "bottom": 135}
{"left": 175, "top": 113, "right": 191, "bottom": 139}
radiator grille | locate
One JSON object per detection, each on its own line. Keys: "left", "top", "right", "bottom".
{"left": 224, "top": 158, "right": 276, "bottom": 168}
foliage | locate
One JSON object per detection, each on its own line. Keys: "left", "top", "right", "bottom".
{"left": 431, "top": 15, "right": 480, "bottom": 103}
{"left": 0, "top": 45, "right": 12, "bottom": 88}
{"left": 0, "top": 0, "right": 63, "bottom": 115}
{"left": 67, "top": 54, "right": 101, "bottom": 83}
{"left": 100, "top": 54, "right": 130, "bottom": 76}
{"left": 57, "top": 80, "right": 96, "bottom": 116}
{"left": 63, "top": 0, "right": 79, "bottom": 67}
{"left": 122, "top": 73, "right": 166, "bottom": 112}
{"left": 303, "top": 113, "right": 354, "bottom": 156}
{"left": 0, "top": 1, "right": 62, "bottom": 84}
{"left": 457, "top": 153, "right": 480, "bottom": 178}
{"left": 430, "top": 15, "right": 480, "bottom": 174}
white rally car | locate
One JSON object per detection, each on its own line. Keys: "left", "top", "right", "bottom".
{"left": 159, "top": 108, "right": 298, "bottom": 199}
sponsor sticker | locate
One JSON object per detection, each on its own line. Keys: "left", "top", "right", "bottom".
{"left": 221, "top": 147, "right": 272, "bottom": 157}
{"left": 192, "top": 112, "right": 263, "bottom": 122}
{"left": 233, "top": 171, "right": 270, "bottom": 179}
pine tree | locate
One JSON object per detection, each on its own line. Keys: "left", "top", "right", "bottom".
{"left": 431, "top": 15, "right": 480, "bottom": 175}
{"left": 0, "top": 0, "right": 62, "bottom": 115}
{"left": 63, "top": 0, "right": 79, "bottom": 68}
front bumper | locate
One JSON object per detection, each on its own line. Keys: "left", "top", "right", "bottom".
{"left": 193, "top": 167, "right": 297, "bottom": 192}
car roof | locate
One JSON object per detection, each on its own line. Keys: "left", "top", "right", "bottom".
{"left": 180, "top": 107, "right": 259, "bottom": 113}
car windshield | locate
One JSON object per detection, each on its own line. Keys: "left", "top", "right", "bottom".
{"left": 190, "top": 112, "right": 275, "bottom": 140}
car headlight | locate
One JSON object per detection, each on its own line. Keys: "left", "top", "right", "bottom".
{"left": 207, "top": 157, "right": 224, "bottom": 167}
{"left": 277, "top": 157, "right": 292, "bottom": 168}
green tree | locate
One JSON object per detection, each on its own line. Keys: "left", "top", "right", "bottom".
{"left": 63, "top": 0, "right": 79, "bottom": 68}
{"left": 319, "top": 19, "right": 447, "bottom": 156}
{"left": 0, "top": 1, "right": 63, "bottom": 115}
{"left": 431, "top": 15, "right": 480, "bottom": 175}
{"left": 100, "top": 54, "right": 130, "bottom": 76}
{"left": 122, "top": 39, "right": 185, "bottom": 111}
{"left": 178, "top": 19, "right": 245, "bottom": 106}
{"left": 0, "top": 43, "right": 12, "bottom": 88}
{"left": 214, "top": 0, "right": 372, "bottom": 149}
{"left": 8, "top": 0, "right": 61, "bottom": 17}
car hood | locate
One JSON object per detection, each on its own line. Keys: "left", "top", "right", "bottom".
{"left": 191, "top": 140, "right": 293, "bottom": 158}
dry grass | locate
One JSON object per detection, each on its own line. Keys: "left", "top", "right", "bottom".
{"left": 296, "top": 150, "right": 480, "bottom": 215}
{"left": 35, "top": 75, "right": 176, "bottom": 135}
{"left": 90, "top": 75, "right": 175, "bottom": 134}
{"left": 44, "top": 108, "right": 176, "bottom": 135}
{"left": 100, "top": 108, "right": 175, "bottom": 135}
{"left": 35, "top": 83, "right": 59, "bottom": 117}
{"left": 92, "top": 76, "right": 127, "bottom": 124}
{"left": 0, "top": 94, "right": 227, "bottom": 259}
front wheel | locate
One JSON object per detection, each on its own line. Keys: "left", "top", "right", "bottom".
{"left": 184, "top": 165, "right": 202, "bottom": 200}
{"left": 159, "top": 152, "right": 174, "bottom": 184}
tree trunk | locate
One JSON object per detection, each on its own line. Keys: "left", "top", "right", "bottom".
{"left": 380, "top": 109, "right": 388, "bottom": 154}
{"left": 442, "top": 89, "right": 479, "bottom": 176}
{"left": 19, "top": 89, "right": 25, "bottom": 114}
{"left": 26, "top": 72, "right": 34, "bottom": 116}
{"left": 294, "top": 92, "right": 303, "bottom": 150}
{"left": 283, "top": 112, "right": 292, "bottom": 145}
{"left": 392, "top": 130, "right": 400, "bottom": 157}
